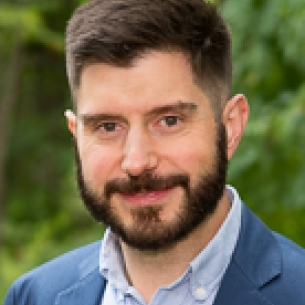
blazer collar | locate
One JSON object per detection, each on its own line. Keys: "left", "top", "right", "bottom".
{"left": 213, "top": 203, "right": 282, "bottom": 305}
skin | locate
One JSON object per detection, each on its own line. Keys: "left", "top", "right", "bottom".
{"left": 66, "top": 51, "right": 249, "bottom": 302}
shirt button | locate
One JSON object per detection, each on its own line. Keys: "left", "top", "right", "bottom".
{"left": 195, "top": 286, "right": 206, "bottom": 299}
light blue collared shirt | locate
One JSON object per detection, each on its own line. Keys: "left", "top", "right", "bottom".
{"left": 100, "top": 185, "right": 242, "bottom": 305}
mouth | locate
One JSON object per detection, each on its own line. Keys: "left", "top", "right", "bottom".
{"left": 120, "top": 187, "right": 174, "bottom": 207}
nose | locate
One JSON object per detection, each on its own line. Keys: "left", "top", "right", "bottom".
{"left": 121, "top": 127, "right": 158, "bottom": 177}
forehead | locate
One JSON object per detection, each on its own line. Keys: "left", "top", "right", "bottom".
{"left": 77, "top": 51, "right": 211, "bottom": 114}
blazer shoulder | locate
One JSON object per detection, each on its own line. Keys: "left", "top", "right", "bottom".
{"left": 215, "top": 205, "right": 305, "bottom": 305}
{"left": 4, "top": 240, "right": 104, "bottom": 305}
{"left": 273, "top": 231, "right": 305, "bottom": 274}
{"left": 260, "top": 232, "right": 305, "bottom": 303}
{"left": 273, "top": 231, "right": 305, "bottom": 253}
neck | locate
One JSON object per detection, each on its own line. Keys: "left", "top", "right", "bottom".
{"left": 120, "top": 192, "right": 231, "bottom": 303}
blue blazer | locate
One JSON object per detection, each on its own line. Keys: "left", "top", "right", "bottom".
{"left": 4, "top": 203, "right": 305, "bottom": 305}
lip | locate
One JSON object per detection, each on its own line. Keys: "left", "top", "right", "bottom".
{"left": 120, "top": 188, "right": 174, "bottom": 207}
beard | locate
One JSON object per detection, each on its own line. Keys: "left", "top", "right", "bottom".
{"left": 75, "top": 123, "right": 228, "bottom": 251}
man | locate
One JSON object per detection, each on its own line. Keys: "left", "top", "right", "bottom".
{"left": 4, "top": 0, "right": 305, "bottom": 304}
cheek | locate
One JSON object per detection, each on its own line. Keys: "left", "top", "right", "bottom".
{"left": 79, "top": 145, "right": 119, "bottom": 185}
{"left": 170, "top": 142, "right": 213, "bottom": 173}
{"left": 164, "top": 133, "right": 216, "bottom": 186}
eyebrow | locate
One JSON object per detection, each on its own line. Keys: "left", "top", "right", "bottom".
{"left": 78, "top": 101, "right": 198, "bottom": 126}
{"left": 146, "top": 101, "right": 197, "bottom": 118}
{"left": 79, "top": 114, "right": 127, "bottom": 127}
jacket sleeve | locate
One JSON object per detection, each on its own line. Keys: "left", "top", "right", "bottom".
{"left": 3, "top": 277, "right": 34, "bottom": 305}
{"left": 2, "top": 241, "right": 103, "bottom": 305}
{"left": 3, "top": 286, "right": 15, "bottom": 305}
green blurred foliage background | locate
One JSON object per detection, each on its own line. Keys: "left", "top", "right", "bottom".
{"left": 1, "top": 0, "right": 305, "bottom": 301}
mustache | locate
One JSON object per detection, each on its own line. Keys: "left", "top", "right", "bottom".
{"left": 105, "top": 172, "right": 190, "bottom": 199}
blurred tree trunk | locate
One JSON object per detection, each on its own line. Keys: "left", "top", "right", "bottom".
{"left": 0, "top": 32, "right": 24, "bottom": 248}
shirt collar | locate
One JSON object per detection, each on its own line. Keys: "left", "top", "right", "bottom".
{"left": 99, "top": 185, "right": 242, "bottom": 300}
{"left": 188, "top": 185, "right": 242, "bottom": 301}
{"left": 99, "top": 229, "right": 129, "bottom": 292}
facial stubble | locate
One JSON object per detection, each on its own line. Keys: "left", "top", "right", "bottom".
{"left": 74, "top": 123, "right": 228, "bottom": 251}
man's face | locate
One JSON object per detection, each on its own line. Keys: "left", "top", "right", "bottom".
{"left": 68, "top": 52, "right": 229, "bottom": 251}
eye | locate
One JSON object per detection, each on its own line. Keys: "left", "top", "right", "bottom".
{"left": 161, "top": 116, "right": 180, "bottom": 127}
{"left": 100, "top": 122, "right": 117, "bottom": 132}
{"left": 96, "top": 121, "right": 125, "bottom": 139}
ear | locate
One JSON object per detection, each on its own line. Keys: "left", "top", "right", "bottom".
{"left": 222, "top": 94, "right": 249, "bottom": 160}
{"left": 64, "top": 109, "right": 77, "bottom": 136}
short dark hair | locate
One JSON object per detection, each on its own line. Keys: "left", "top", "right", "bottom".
{"left": 66, "top": 0, "right": 232, "bottom": 110}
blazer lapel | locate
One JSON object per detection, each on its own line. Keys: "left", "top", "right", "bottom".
{"left": 213, "top": 260, "right": 275, "bottom": 305}
{"left": 54, "top": 245, "right": 107, "bottom": 305}
{"left": 55, "top": 271, "right": 106, "bottom": 305}
{"left": 213, "top": 204, "right": 281, "bottom": 305}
